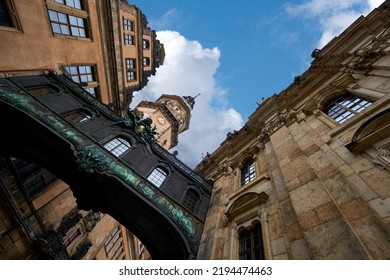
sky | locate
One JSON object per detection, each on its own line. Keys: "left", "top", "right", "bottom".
{"left": 129, "top": 0, "right": 384, "bottom": 168}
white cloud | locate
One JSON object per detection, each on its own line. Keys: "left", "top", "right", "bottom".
{"left": 148, "top": 8, "right": 180, "bottom": 30}
{"left": 285, "top": 0, "right": 384, "bottom": 48}
{"left": 132, "top": 31, "right": 244, "bottom": 168}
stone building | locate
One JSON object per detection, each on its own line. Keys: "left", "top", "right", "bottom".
{"left": 196, "top": 1, "right": 390, "bottom": 260}
{"left": 0, "top": 0, "right": 170, "bottom": 260}
{"left": 135, "top": 94, "right": 198, "bottom": 150}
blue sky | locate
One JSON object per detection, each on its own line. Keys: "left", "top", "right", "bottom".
{"left": 129, "top": 0, "right": 384, "bottom": 168}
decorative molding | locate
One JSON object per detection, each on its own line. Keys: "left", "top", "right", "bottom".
{"left": 373, "top": 147, "right": 390, "bottom": 170}
{"left": 302, "top": 75, "right": 356, "bottom": 116}
{"left": 226, "top": 192, "right": 268, "bottom": 221}
{"left": 257, "top": 111, "right": 298, "bottom": 145}
{"left": 347, "top": 26, "right": 390, "bottom": 72}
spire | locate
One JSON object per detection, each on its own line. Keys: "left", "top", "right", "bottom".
{"left": 183, "top": 93, "right": 200, "bottom": 110}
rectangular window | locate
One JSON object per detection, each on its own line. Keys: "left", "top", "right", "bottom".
{"left": 63, "top": 65, "right": 98, "bottom": 98}
{"left": 48, "top": 10, "right": 87, "bottom": 37}
{"left": 124, "top": 34, "right": 134, "bottom": 45}
{"left": 104, "top": 226, "right": 125, "bottom": 259}
{"left": 143, "top": 57, "right": 150, "bottom": 66}
{"left": 123, "top": 18, "right": 133, "bottom": 32}
{"left": 0, "top": 0, "right": 21, "bottom": 31}
{"left": 125, "top": 58, "right": 137, "bottom": 82}
{"left": 0, "top": 0, "right": 12, "bottom": 27}
{"left": 143, "top": 39, "right": 150, "bottom": 49}
{"left": 241, "top": 159, "right": 256, "bottom": 186}
{"left": 53, "top": 0, "right": 83, "bottom": 10}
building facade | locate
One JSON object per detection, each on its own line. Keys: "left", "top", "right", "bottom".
{"left": 0, "top": 0, "right": 168, "bottom": 260}
{"left": 135, "top": 94, "right": 198, "bottom": 150}
{"left": 196, "top": 1, "right": 390, "bottom": 260}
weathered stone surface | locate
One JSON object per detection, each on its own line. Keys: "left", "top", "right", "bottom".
{"left": 351, "top": 218, "right": 390, "bottom": 259}
{"left": 280, "top": 199, "right": 298, "bottom": 225}
{"left": 369, "top": 198, "right": 390, "bottom": 218}
{"left": 339, "top": 198, "right": 372, "bottom": 221}
{"left": 280, "top": 156, "right": 313, "bottom": 182}
{"left": 275, "top": 139, "right": 300, "bottom": 161}
{"left": 323, "top": 173, "right": 359, "bottom": 204}
{"left": 286, "top": 222, "right": 304, "bottom": 241}
{"left": 270, "top": 236, "right": 286, "bottom": 256}
{"left": 360, "top": 168, "right": 390, "bottom": 199}
{"left": 290, "top": 179, "right": 332, "bottom": 215}
{"left": 290, "top": 238, "right": 311, "bottom": 260}
{"left": 298, "top": 168, "right": 317, "bottom": 185}
{"left": 314, "top": 202, "right": 341, "bottom": 223}
{"left": 304, "top": 218, "right": 368, "bottom": 259}
{"left": 297, "top": 210, "right": 320, "bottom": 230}
{"left": 346, "top": 173, "right": 378, "bottom": 201}
{"left": 268, "top": 211, "right": 285, "bottom": 240}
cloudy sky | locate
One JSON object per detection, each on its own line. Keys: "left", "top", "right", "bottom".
{"left": 129, "top": 0, "right": 384, "bottom": 168}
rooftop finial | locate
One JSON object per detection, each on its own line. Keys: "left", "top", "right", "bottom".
{"left": 183, "top": 93, "right": 201, "bottom": 110}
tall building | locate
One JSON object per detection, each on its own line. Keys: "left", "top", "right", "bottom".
{"left": 0, "top": 0, "right": 175, "bottom": 260}
{"left": 135, "top": 94, "right": 199, "bottom": 150}
{"left": 196, "top": 1, "right": 390, "bottom": 260}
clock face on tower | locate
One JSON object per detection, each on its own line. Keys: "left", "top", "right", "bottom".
{"left": 157, "top": 116, "right": 165, "bottom": 125}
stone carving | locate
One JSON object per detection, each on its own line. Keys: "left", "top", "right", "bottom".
{"left": 373, "top": 148, "right": 390, "bottom": 170}
{"left": 257, "top": 111, "right": 298, "bottom": 144}
{"left": 348, "top": 26, "right": 390, "bottom": 71}
{"left": 76, "top": 145, "right": 117, "bottom": 174}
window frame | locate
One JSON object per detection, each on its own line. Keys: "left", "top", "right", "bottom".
{"left": 125, "top": 58, "right": 137, "bottom": 82}
{"left": 62, "top": 64, "right": 99, "bottom": 98}
{"left": 122, "top": 17, "right": 134, "bottom": 32}
{"left": 103, "top": 137, "right": 132, "bottom": 157}
{"left": 241, "top": 159, "right": 256, "bottom": 186}
{"left": 182, "top": 189, "right": 199, "bottom": 212}
{"left": 46, "top": 0, "right": 91, "bottom": 39}
{"left": 147, "top": 167, "right": 168, "bottom": 188}
{"left": 143, "top": 57, "right": 150, "bottom": 67}
{"left": 124, "top": 33, "right": 134, "bottom": 45}
{"left": 0, "top": 0, "right": 22, "bottom": 32}
{"left": 324, "top": 93, "right": 373, "bottom": 124}
{"left": 143, "top": 39, "right": 150, "bottom": 49}
{"left": 238, "top": 223, "right": 265, "bottom": 260}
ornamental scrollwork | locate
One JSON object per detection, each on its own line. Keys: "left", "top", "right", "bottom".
{"left": 348, "top": 26, "right": 390, "bottom": 72}
{"left": 75, "top": 145, "right": 116, "bottom": 174}
{"left": 113, "top": 110, "right": 157, "bottom": 143}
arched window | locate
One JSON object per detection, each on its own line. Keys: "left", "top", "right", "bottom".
{"left": 241, "top": 159, "right": 256, "bottom": 186}
{"left": 239, "top": 223, "right": 265, "bottom": 260}
{"left": 103, "top": 137, "right": 131, "bottom": 157}
{"left": 147, "top": 167, "right": 167, "bottom": 188}
{"left": 182, "top": 189, "right": 199, "bottom": 212}
{"left": 324, "top": 93, "right": 373, "bottom": 124}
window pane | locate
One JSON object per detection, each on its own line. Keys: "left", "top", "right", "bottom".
{"left": 104, "top": 138, "right": 131, "bottom": 157}
{"left": 79, "top": 66, "right": 87, "bottom": 74}
{"left": 147, "top": 168, "right": 167, "bottom": 187}
{"left": 69, "top": 15, "right": 77, "bottom": 26}
{"left": 51, "top": 23, "right": 61, "bottom": 33}
{"left": 58, "top": 13, "right": 68, "bottom": 23}
{"left": 78, "top": 28, "right": 86, "bottom": 37}
{"left": 48, "top": 10, "right": 59, "bottom": 21}
{"left": 71, "top": 26, "right": 80, "bottom": 36}
{"left": 60, "top": 24, "right": 70, "bottom": 35}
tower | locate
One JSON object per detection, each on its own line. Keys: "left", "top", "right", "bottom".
{"left": 134, "top": 93, "right": 200, "bottom": 150}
